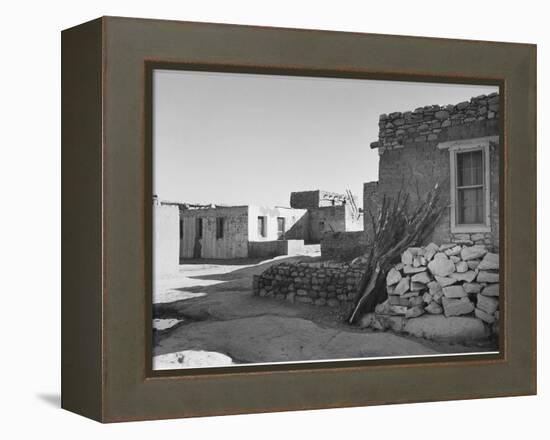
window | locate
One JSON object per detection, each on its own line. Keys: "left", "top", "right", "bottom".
{"left": 444, "top": 137, "right": 495, "bottom": 233}
{"left": 216, "top": 217, "right": 224, "bottom": 239}
{"left": 196, "top": 218, "right": 203, "bottom": 239}
{"left": 179, "top": 219, "right": 183, "bottom": 240}
{"left": 456, "top": 150, "right": 484, "bottom": 224}
{"left": 319, "top": 221, "right": 325, "bottom": 232}
{"left": 277, "top": 217, "right": 285, "bottom": 239}
{"left": 258, "top": 216, "right": 267, "bottom": 238}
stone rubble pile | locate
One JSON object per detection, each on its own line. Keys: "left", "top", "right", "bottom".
{"left": 253, "top": 261, "right": 363, "bottom": 307}
{"left": 376, "top": 242, "right": 500, "bottom": 334}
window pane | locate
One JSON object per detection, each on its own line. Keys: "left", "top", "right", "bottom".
{"left": 258, "top": 216, "right": 266, "bottom": 237}
{"left": 277, "top": 217, "right": 285, "bottom": 239}
{"left": 457, "top": 150, "right": 483, "bottom": 186}
{"left": 457, "top": 187, "right": 484, "bottom": 224}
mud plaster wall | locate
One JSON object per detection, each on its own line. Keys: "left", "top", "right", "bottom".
{"left": 180, "top": 206, "right": 249, "bottom": 259}
{"left": 153, "top": 205, "right": 180, "bottom": 275}
{"left": 247, "top": 206, "right": 308, "bottom": 242}
{"left": 307, "top": 206, "right": 346, "bottom": 243}
{"left": 366, "top": 94, "right": 500, "bottom": 250}
{"left": 320, "top": 231, "right": 369, "bottom": 261}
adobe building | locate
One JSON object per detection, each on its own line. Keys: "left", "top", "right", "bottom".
{"left": 177, "top": 204, "right": 310, "bottom": 259}
{"left": 153, "top": 202, "right": 180, "bottom": 276}
{"left": 366, "top": 93, "right": 500, "bottom": 251}
{"left": 289, "top": 190, "right": 363, "bottom": 243}
{"left": 151, "top": 189, "right": 364, "bottom": 269}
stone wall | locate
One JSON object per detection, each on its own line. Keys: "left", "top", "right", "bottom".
{"left": 370, "top": 93, "right": 500, "bottom": 152}
{"left": 320, "top": 231, "right": 368, "bottom": 261}
{"left": 366, "top": 94, "right": 500, "bottom": 250}
{"left": 253, "top": 261, "right": 363, "bottom": 307}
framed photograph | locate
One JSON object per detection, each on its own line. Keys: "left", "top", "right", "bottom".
{"left": 62, "top": 16, "right": 536, "bottom": 422}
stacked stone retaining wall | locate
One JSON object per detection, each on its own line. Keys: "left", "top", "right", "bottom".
{"left": 253, "top": 261, "right": 363, "bottom": 307}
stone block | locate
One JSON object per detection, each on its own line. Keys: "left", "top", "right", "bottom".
{"left": 403, "top": 265, "right": 427, "bottom": 274}
{"left": 411, "top": 271, "right": 431, "bottom": 284}
{"left": 481, "top": 284, "right": 499, "bottom": 297}
{"left": 428, "top": 253, "right": 456, "bottom": 277}
{"left": 475, "top": 307, "right": 495, "bottom": 324}
{"left": 394, "top": 276, "right": 410, "bottom": 295}
{"left": 450, "top": 270, "right": 477, "bottom": 283}
{"left": 424, "top": 242, "right": 439, "bottom": 261}
{"left": 388, "top": 295, "right": 409, "bottom": 306}
{"left": 401, "top": 250, "right": 414, "bottom": 265}
{"left": 425, "top": 301, "right": 443, "bottom": 314}
{"left": 477, "top": 271, "right": 499, "bottom": 283}
{"left": 461, "top": 245, "right": 488, "bottom": 261}
{"left": 406, "top": 306, "right": 425, "bottom": 318}
{"left": 386, "top": 267, "right": 402, "bottom": 286}
{"left": 443, "top": 285, "right": 467, "bottom": 298}
{"left": 477, "top": 294, "right": 499, "bottom": 314}
{"left": 434, "top": 275, "right": 456, "bottom": 287}
{"left": 442, "top": 297, "right": 475, "bottom": 317}
{"left": 445, "top": 245, "right": 462, "bottom": 256}
{"left": 478, "top": 252, "right": 499, "bottom": 270}
{"left": 463, "top": 282, "right": 482, "bottom": 294}
{"left": 404, "top": 315, "right": 490, "bottom": 342}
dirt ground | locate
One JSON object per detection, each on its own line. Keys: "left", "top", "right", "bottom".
{"left": 153, "top": 254, "right": 488, "bottom": 367}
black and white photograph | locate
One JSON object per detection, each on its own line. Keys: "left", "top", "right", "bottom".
{"left": 151, "top": 70, "right": 501, "bottom": 370}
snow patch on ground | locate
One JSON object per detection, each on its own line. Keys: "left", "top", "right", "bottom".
{"left": 153, "top": 350, "right": 234, "bottom": 369}
{"left": 153, "top": 318, "right": 183, "bottom": 331}
{"left": 153, "top": 289, "right": 206, "bottom": 304}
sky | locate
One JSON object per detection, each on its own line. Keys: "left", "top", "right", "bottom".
{"left": 153, "top": 70, "right": 498, "bottom": 208}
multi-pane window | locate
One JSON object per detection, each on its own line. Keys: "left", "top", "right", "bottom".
{"left": 277, "top": 217, "right": 285, "bottom": 239}
{"left": 216, "top": 217, "right": 224, "bottom": 239}
{"left": 456, "top": 150, "right": 484, "bottom": 225}
{"left": 258, "top": 216, "right": 267, "bottom": 238}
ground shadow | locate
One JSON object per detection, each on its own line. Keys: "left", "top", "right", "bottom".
{"left": 186, "top": 254, "right": 320, "bottom": 282}
{"left": 37, "top": 393, "right": 61, "bottom": 408}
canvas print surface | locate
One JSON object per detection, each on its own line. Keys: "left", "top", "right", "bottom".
{"left": 151, "top": 70, "right": 500, "bottom": 370}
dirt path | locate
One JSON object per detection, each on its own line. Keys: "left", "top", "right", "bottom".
{"left": 153, "top": 255, "right": 481, "bottom": 367}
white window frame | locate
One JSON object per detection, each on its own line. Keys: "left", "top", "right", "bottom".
{"left": 438, "top": 136, "right": 497, "bottom": 234}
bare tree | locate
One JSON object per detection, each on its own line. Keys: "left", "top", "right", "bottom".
{"left": 348, "top": 184, "right": 446, "bottom": 324}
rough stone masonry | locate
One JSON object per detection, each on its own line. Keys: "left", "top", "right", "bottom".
{"left": 253, "top": 261, "right": 363, "bottom": 307}
{"left": 254, "top": 241, "right": 499, "bottom": 343}
{"left": 361, "top": 241, "right": 500, "bottom": 341}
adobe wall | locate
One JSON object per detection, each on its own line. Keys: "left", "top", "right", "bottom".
{"left": 247, "top": 206, "right": 308, "bottom": 242}
{"left": 320, "top": 231, "right": 369, "bottom": 261}
{"left": 248, "top": 239, "right": 307, "bottom": 258}
{"left": 307, "top": 205, "right": 347, "bottom": 243}
{"left": 180, "top": 206, "right": 249, "bottom": 259}
{"left": 290, "top": 190, "right": 348, "bottom": 209}
{"left": 153, "top": 205, "right": 180, "bottom": 276}
{"left": 367, "top": 93, "right": 500, "bottom": 250}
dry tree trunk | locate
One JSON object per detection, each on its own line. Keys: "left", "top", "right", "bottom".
{"left": 348, "top": 184, "right": 446, "bottom": 324}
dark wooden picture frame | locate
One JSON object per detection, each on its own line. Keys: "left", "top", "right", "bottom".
{"left": 62, "top": 16, "right": 536, "bottom": 422}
